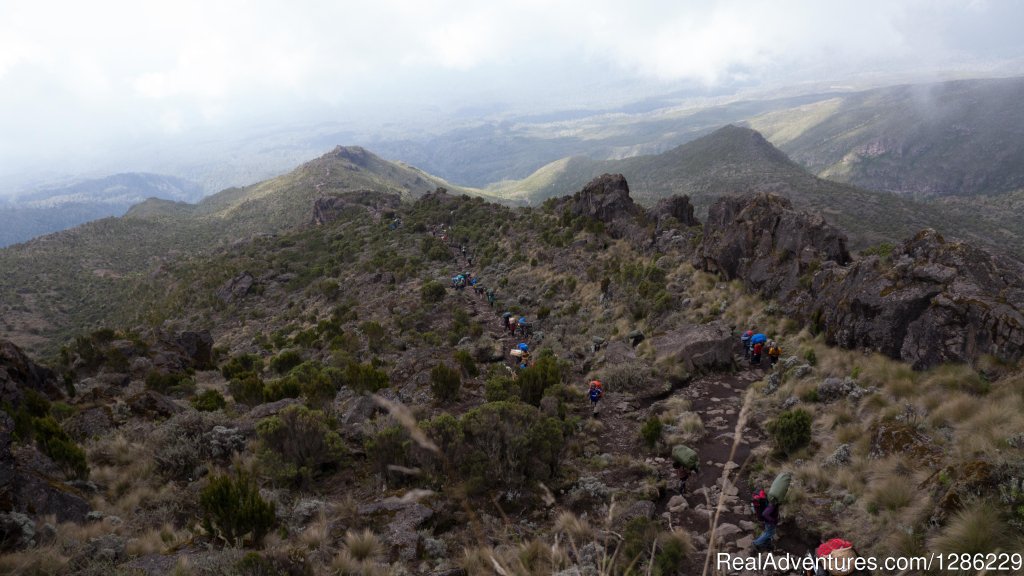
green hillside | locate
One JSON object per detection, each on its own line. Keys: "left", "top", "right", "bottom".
{"left": 488, "top": 125, "right": 1021, "bottom": 255}
{"left": 0, "top": 147, "right": 482, "bottom": 357}
{"left": 749, "top": 76, "right": 1024, "bottom": 197}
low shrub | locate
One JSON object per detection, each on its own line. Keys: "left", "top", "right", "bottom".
{"left": 641, "top": 416, "right": 663, "bottom": 449}
{"left": 485, "top": 375, "right": 519, "bottom": 403}
{"left": 431, "top": 363, "right": 462, "bottom": 403}
{"left": 228, "top": 373, "right": 265, "bottom": 406}
{"left": 262, "top": 377, "right": 302, "bottom": 403}
{"left": 145, "top": 371, "right": 196, "bottom": 397}
{"left": 769, "top": 409, "right": 813, "bottom": 455}
{"left": 343, "top": 362, "right": 390, "bottom": 394}
{"left": 269, "top": 350, "right": 303, "bottom": 375}
{"left": 33, "top": 415, "right": 89, "bottom": 479}
{"left": 199, "top": 472, "right": 276, "bottom": 547}
{"left": 221, "top": 354, "right": 263, "bottom": 380}
{"left": 518, "top": 354, "right": 563, "bottom": 406}
{"left": 454, "top": 349, "right": 479, "bottom": 377}
{"left": 192, "top": 389, "right": 227, "bottom": 412}
{"left": 256, "top": 404, "right": 345, "bottom": 486}
{"left": 420, "top": 281, "right": 447, "bottom": 303}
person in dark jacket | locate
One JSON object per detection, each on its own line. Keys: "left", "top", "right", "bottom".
{"left": 752, "top": 500, "right": 780, "bottom": 551}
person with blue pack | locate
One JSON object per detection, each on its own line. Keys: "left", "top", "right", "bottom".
{"left": 588, "top": 379, "right": 604, "bottom": 417}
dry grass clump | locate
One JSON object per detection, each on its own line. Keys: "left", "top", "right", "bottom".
{"left": 928, "top": 501, "right": 1018, "bottom": 555}
{"left": 333, "top": 529, "right": 391, "bottom": 576}
{"left": 554, "top": 510, "right": 594, "bottom": 542}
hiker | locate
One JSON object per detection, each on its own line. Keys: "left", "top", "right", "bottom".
{"left": 588, "top": 379, "right": 603, "bottom": 416}
{"left": 506, "top": 314, "right": 517, "bottom": 336}
{"left": 741, "top": 330, "right": 754, "bottom": 359}
{"left": 486, "top": 288, "right": 496, "bottom": 308}
{"left": 501, "top": 312, "right": 513, "bottom": 332}
{"left": 517, "top": 316, "right": 530, "bottom": 338}
{"left": 672, "top": 458, "right": 698, "bottom": 495}
{"left": 805, "top": 537, "right": 857, "bottom": 576}
{"left": 752, "top": 498, "right": 780, "bottom": 551}
{"left": 751, "top": 341, "right": 763, "bottom": 365}
{"left": 767, "top": 341, "right": 782, "bottom": 367}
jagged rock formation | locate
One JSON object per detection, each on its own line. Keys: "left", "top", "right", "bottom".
{"left": 695, "top": 193, "right": 1024, "bottom": 368}
{"left": 313, "top": 190, "right": 402, "bottom": 226}
{"left": 651, "top": 195, "right": 699, "bottom": 227}
{"left": 811, "top": 229, "right": 1024, "bottom": 369}
{"left": 0, "top": 412, "right": 90, "bottom": 532}
{"left": 1, "top": 339, "right": 63, "bottom": 406}
{"left": 695, "top": 193, "right": 850, "bottom": 303}
{"left": 560, "top": 174, "right": 643, "bottom": 223}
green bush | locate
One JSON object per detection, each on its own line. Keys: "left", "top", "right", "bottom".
{"left": 192, "top": 390, "right": 227, "bottom": 412}
{"left": 33, "top": 415, "right": 89, "bottom": 479}
{"left": 256, "top": 404, "right": 345, "bottom": 486}
{"left": 457, "top": 401, "right": 564, "bottom": 490}
{"left": 344, "top": 362, "right": 390, "bottom": 394}
{"left": 363, "top": 425, "right": 411, "bottom": 483}
{"left": 262, "top": 377, "right": 302, "bottom": 403}
{"left": 421, "top": 237, "right": 451, "bottom": 261}
{"left": 769, "top": 409, "right": 813, "bottom": 455}
{"left": 221, "top": 354, "right": 263, "bottom": 380}
{"left": 199, "top": 472, "right": 276, "bottom": 547}
{"left": 269, "top": 350, "right": 303, "bottom": 374}
{"left": 145, "top": 371, "right": 196, "bottom": 397}
{"left": 518, "top": 354, "right": 562, "bottom": 406}
{"left": 484, "top": 374, "right": 519, "bottom": 403}
{"left": 641, "top": 416, "right": 663, "bottom": 449}
{"left": 431, "top": 364, "right": 462, "bottom": 403}
{"left": 420, "top": 281, "right": 446, "bottom": 303}
{"left": 228, "top": 373, "right": 265, "bottom": 406}
{"left": 359, "top": 321, "right": 387, "bottom": 353}
{"left": 454, "top": 349, "right": 479, "bottom": 377}
{"left": 287, "top": 361, "right": 343, "bottom": 406}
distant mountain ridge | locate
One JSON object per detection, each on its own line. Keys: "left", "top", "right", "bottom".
{"left": 749, "top": 76, "right": 1024, "bottom": 198}
{"left": 488, "top": 125, "right": 1024, "bottom": 257}
{"left": 0, "top": 173, "right": 204, "bottom": 247}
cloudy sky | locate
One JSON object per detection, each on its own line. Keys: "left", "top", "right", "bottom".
{"left": 1, "top": 0, "right": 1022, "bottom": 187}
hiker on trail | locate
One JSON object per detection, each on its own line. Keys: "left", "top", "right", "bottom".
{"left": 767, "top": 341, "right": 782, "bottom": 367}
{"left": 672, "top": 455, "right": 698, "bottom": 495}
{"left": 517, "top": 316, "right": 530, "bottom": 339}
{"left": 741, "top": 330, "right": 754, "bottom": 359}
{"left": 752, "top": 498, "right": 780, "bottom": 551}
{"left": 751, "top": 341, "right": 763, "bottom": 365}
{"left": 505, "top": 313, "right": 517, "bottom": 336}
{"left": 588, "top": 379, "right": 604, "bottom": 416}
{"left": 486, "top": 288, "right": 496, "bottom": 308}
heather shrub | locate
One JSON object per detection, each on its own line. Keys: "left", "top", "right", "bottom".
{"left": 256, "top": 404, "right": 345, "bottom": 486}
{"left": 769, "top": 409, "right": 813, "bottom": 455}
{"left": 431, "top": 363, "right": 461, "bottom": 403}
{"left": 199, "top": 472, "right": 276, "bottom": 547}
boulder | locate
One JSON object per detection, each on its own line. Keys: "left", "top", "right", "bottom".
{"left": 613, "top": 500, "right": 656, "bottom": 531}
{"left": 358, "top": 500, "right": 433, "bottom": 562}
{"left": 0, "top": 339, "right": 63, "bottom": 406}
{"left": 694, "top": 192, "right": 851, "bottom": 302}
{"left": 812, "top": 229, "right": 1024, "bottom": 369}
{"left": 216, "top": 272, "right": 255, "bottom": 303}
{"left": 817, "top": 377, "right": 865, "bottom": 403}
{"left": 174, "top": 331, "right": 215, "bottom": 370}
{"left": 561, "top": 174, "right": 642, "bottom": 223}
{"left": 126, "top": 391, "right": 185, "bottom": 419}
{"left": 63, "top": 406, "right": 116, "bottom": 441}
{"left": 651, "top": 195, "right": 699, "bottom": 227}
{"left": 313, "top": 190, "right": 402, "bottom": 226}
{"left": 651, "top": 321, "right": 734, "bottom": 373}
{"left": 246, "top": 398, "right": 302, "bottom": 420}
{"left": 0, "top": 511, "right": 35, "bottom": 551}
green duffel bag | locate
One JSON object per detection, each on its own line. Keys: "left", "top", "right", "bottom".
{"left": 768, "top": 471, "right": 791, "bottom": 503}
{"left": 671, "top": 445, "right": 699, "bottom": 470}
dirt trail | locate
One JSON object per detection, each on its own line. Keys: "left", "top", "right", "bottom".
{"left": 594, "top": 363, "right": 815, "bottom": 570}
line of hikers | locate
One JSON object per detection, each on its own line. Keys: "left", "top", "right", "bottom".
{"left": 740, "top": 329, "right": 782, "bottom": 367}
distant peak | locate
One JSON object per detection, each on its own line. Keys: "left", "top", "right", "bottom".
{"left": 325, "top": 145, "right": 373, "bottom": 164}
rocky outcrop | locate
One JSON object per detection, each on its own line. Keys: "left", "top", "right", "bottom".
{"left": 216, "top": 272, "right": 255, "bottom": 303}
{"left": 0, "top": 412, "right": 90, "bottom": 525}
{"left": 0, "top": 339, "right": 63, "bottom": 406}
{"left": 650, "top": 321, "right": 734, "bottom": 374}
{"left": 811, "top": 229, "right": 1024, "bottom": 369}
{"left": 695, "top": 193, "right": 850, "bottom": 303}
{"left": 560, "top": 174, "right": 643, "bottom": 223}
{"left": 651, "top": 195, "right": 699, "bottom": 227}
{"left": 313, "top": 190, "right": 402, "bottom": 226}
{"left": 695, "top": 194, "right": 1024, "bottom": 369}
